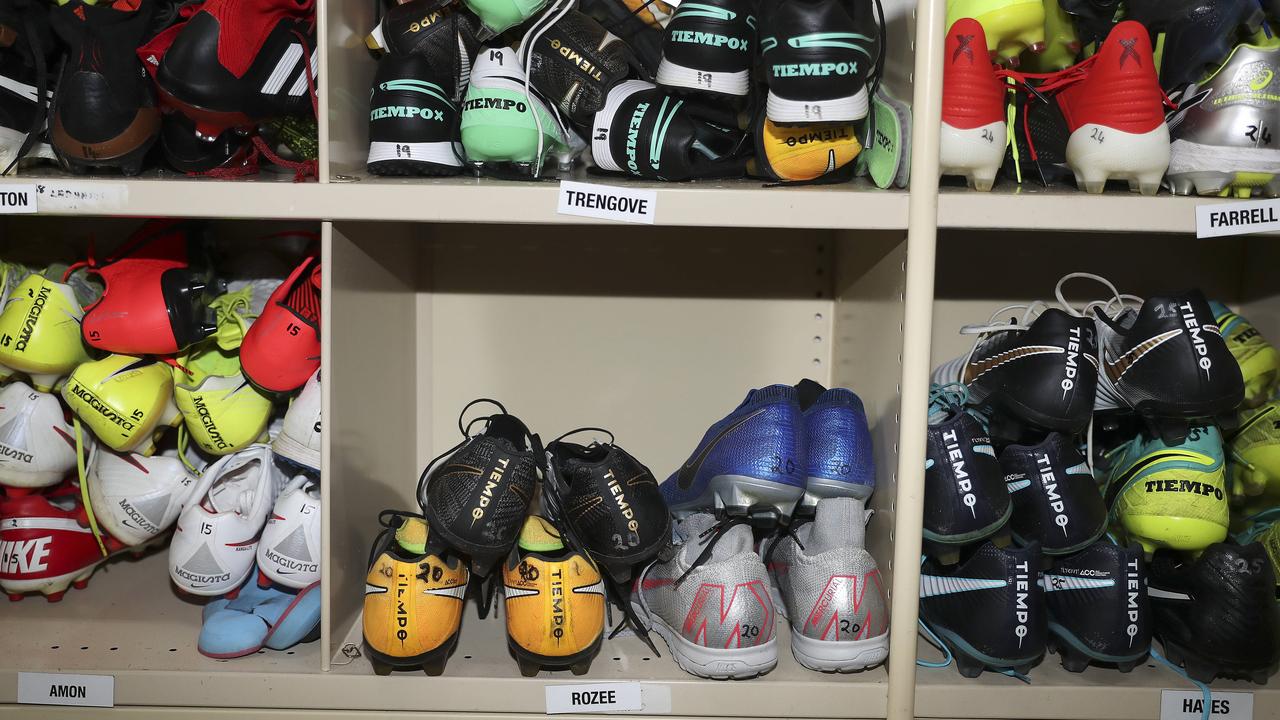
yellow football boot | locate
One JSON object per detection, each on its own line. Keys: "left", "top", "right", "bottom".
{"left": 1104, "top": 425, "right": 1229, "bottom": 554}
{"left": 752, "top": 112, "right": 861, "bottom": 183}
{"left": 1227, "top": 402, "right": 1280, "bottom": 517}
{"left": 1211, "top": 301, "right": 1280, "bottom": 408}
{"left": 1019, "top": 0, "right": 1080, "bottom": 71}
{"left": 0, "top": 272, "right": 92, "bottom": 392}
{"left": 173, "top": 289, "right": 272, "bottom": 456}
{"left": 363, "top": 512, "right": 469, "bottom": 676}
{"left": 946, "top": 0, "right": 1046, "bottom": 63}
{"left": 61, "top": 355, "right": 181, "bottom": 455}
{"left": 502, "top": 516, "right": 606, "bottom": 676}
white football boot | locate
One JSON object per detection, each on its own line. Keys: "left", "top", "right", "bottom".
{"left": 273, "top": 370, "right": 320, "bottom": 473}
{"left": 87, "top": 445, "right": 200, "bottom": 546}
{"left": 169, "top": 445, "right": 286, "bottom": 595}
{"left": 257, "top": 475, "right": 321, "bottom": 589}
{"left": 0, "top": 381, "right": 78, "bottom": 490}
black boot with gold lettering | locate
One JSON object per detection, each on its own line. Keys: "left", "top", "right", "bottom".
{"left": 545, "top": 428, "right": 673, "bottom": 584}
{"left": 418, "top": 399, "right": 542, "bottom": 577}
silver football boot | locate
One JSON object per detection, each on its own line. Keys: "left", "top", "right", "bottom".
{"left": 1166, "top": 44, "right": 1280, "bottom": 198}
{"left": 631, "top": 512, "right": 778, "bottom": 679}
{"left": 763, "top": 497, "right": 889, "bottom": 672}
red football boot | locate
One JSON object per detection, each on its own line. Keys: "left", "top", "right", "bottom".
{"left": 241, "top": 255, "right": 320, "bottom": 393}
{"left": 154, "top": 0, "right": 317, "bottom": 141}
{"left": 0, "top": 489, "right": 140, "bottom": 602}
{"left": 1012, "top": 20, "right": 1170, "bottom": 195}
{"left": 75, "top": 221, "right": 222, "bottom": 355}
{"left": 940, "top": 18, "right": 1008, "bottom": 192}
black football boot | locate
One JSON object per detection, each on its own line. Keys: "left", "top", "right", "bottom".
{"left": 521, "top": 9, "right": 640, "bottom": 130}
{"left": 758, "top": 0, "right": 880, "bottom": 124}
{"left": 48, "top": 0, "right": 160, "bottom": 175}
{"left": 1093, "top": 290, "right": 1244, "bottom": 445}
{"left": 577, "top": 0, "right": 664, "bottom": 78}
{"left": 160, "top": 112, "right": 252, "bottom": 173}
{"left": 156, "top": 0, "right": 316, "bottom": 141}
{"left": 1149, "top": 543, "right": 1280, "bottom": 684}
{"left": 1044, "top": 541, "right": 1151, "bottom": 672}
{"left": 418, "top": 399, "right": 541, "bottom": 577}
{"left": 1000, "top": 433, "right": 1107, "bottom": 556}
{"left": 951, "top": 307, "right": 1099, "bottom": 440}
{"left": 920, "top": 542, "right": 1047, "bottom": 677}
{"left": 366, "top": 53, "right": 464, "bottom": 176}
{"left": 0, "top": 0, "right": 56, "bottom": 175}
{"left": 545, "top": 430, "right": 672, "bottom": 583}
{"left": 1001, "top": 87, "right": 1074, "bottom": 187}
{"left": 365, "top": 0, "right": 481, "bottom": 100}
{"left": 924, "top": 386, "right": 1011, "bottom": 564}
{"left": 590, "top": 80, "right": 749, "bottom": 181}
{"left": 655, "top": 0, "right": 754, "bottom": 98}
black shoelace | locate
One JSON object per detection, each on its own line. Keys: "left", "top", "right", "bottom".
{"left": 414, "top": 398, "right": 529, "bottom": 510}
{"left": 672, "top": 515, "right": 753, "bottom": 588}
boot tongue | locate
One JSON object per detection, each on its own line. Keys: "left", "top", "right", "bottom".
{"left": 517, "top": 516, "right": 565, "bottom": 553}
{"left": 396, "top": 517, "right": 429, "bottom": 555}
{"left": 676, "top": 513, "right": 717, "bottom": 543}
{"left": 806, "top": 497, "right": 865, "bottom": 555}
{"left": 710, "top": 524, "right": 753, "bottom": 562}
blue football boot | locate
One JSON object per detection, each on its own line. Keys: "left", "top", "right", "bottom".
{"left": 661, "top": 384, "right": 805, "bottom": 526}
{"left": 795, "top": 379, "right": 875, "bottom": 512}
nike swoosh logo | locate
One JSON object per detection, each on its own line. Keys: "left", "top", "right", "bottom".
{"left": 963, "top": 345, "right": 1063, "bottom": 383}
{"left": 919, "top": 574, "right": 1007, "bottom": 598}
{"left": 1253, "top": 69, "right": 1274, "bottom": 91}
{"left": 1147, "top": 586, "right": 1192, "bottom": 601}
{"left": 365, "top": 583, "right": 388, "bottom": 595}
{"left": 1103, "top": 330, "right": 1181, "bottom": 382}
{"left": 675, "top": 408, "right": 767, "bottom": 490}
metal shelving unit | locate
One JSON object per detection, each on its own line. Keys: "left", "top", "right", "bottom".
{"left": 1, "top": 0, "right": 1274, "bottom": 717}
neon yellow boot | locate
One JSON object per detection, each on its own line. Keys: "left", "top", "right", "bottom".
{"left": 0, "top": 272, "right": 92, "bottom": 391}
{"left": 946, "top": 0, "right": 1046, "bottom": 63}
{"left": 1211, "top": 301, "right": 1280, "bottom": 408}
{"left": 1019, "top": 0, "right": 1079, "bottom": 71}
{"left": 1104, "top": 425, "right": 1229, "bottom": 554}
{"left": 62, "top": 355, "right": 182, "bottom": 455}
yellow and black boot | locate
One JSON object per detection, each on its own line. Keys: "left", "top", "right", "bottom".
{"left": 362, "top": 511, "right": 469, "bottom": 675}
{"left": 502, "top": 516, "right": 606, "bottom": 676}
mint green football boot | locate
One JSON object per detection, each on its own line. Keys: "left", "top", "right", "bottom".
{"left": 460, "top": 46, "right": 581, "bottom": 177}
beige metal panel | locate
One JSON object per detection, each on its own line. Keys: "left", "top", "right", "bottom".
{"left": 915, "top": 636, "right": 1280, "bottom": 720}
{"left": 831, "top": 231, "right": 908, "bottom": 579}
{"left": 937, "top": 186, "right": 1211, "bottom": 234}
{"left": 325, "top": 222, "right": 422, "bottom": 661}
{"left": 0, "top": 174, "right": 323, "bottom": 220}
{"left": 326, "top": 176, "right": 911, "bottom": 230}
{"left": 326, "top": 603, "right": 889, "bottom": 718}
{"left": 0, "top": 710, "right": 790, "bottom": 720}
{"left": 889, "top": 0, "right": 946, "bottom": 717}
{"left": 322, "top": 0, "right": 375, "bottom": 177}
{"left": 420, "top": 225, "right": 834, "bottom": 473}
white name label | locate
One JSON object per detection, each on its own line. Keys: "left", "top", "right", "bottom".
{"left": 557, "top": 181, "right": 657, "bottom": 225}
{"left": 1196, "top": 198, "right": 1280, "bottom": 238}
{"left": 0, "top": 184, "right": 37, "bottom": 214}
{"left": 18, "top": 672, "right": 115, "bottom": 708}
{"left": 1161, "top": 690, "right": 1252, "bottom": 720}
{"left": 34, "top": 182, "right": 130, "bottom": 212}
{"left": 545, "top": 682, "right": 644, "bottom": 714}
